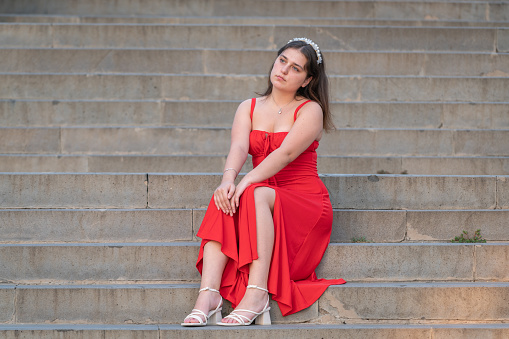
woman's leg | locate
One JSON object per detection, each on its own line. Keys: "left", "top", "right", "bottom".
{"left": 183, "top": 240, "right": 228, "bottom": 323}
{"left": 222, "top": 186, "right": 275, "bottom": 323}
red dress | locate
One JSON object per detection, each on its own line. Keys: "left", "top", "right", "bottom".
{"left": 196, "top": 98, "right": 346, "bottom": 316}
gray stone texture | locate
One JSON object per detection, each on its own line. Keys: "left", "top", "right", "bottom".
{"left": 2, "top": 49, "right": 509, "bottom": 76}
{"left": 322, "top": 175, "right": 497, "bottom": 210}
{"left": 498, "top": 176, "right": 509, "bottom": 209}
{"left": 0, "top": 128, "right": 59, "bottom": 154}
{"left": 476, "top": 245, "right": 509, "bottom": 281}
{"left": 317, "top": 244, "right": 475, "bottom": 281}
{"left": 320, "top": 283, "right": 509, "bottom": 321}
{"left": 406, "top": 210, "right": 509, "bottom": 241}
{"left": 2, "top": 74, "right": 509, "bottom": 102}
{"left": 330, "top": 210, "right": 406, "bottom": 243}
{"left": 0, "top": 286, "right": 15, "bottom": 323}
{"left": 0, "top": 174, "right": 147, "bottom": 208}
{"left": 0, "top": 209, "right": 193, "bottom": 243}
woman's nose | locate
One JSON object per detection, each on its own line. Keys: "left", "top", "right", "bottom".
{"left": 281, "top": 65, "right": 289, "bottom": 74}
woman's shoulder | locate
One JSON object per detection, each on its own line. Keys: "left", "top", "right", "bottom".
{"left": 295, "top": 98, "right": 322, "bottom": 116}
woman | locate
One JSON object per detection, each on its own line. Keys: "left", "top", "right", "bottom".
{"left": 182, "top": 38, "right": 345, "bottom": 327}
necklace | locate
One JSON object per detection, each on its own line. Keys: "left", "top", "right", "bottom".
{"left": 271, "top": 95, "right": 295, "bottom": 114}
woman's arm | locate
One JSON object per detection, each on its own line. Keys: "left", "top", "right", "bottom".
{"left": 231, "top": 101, "right": 324, "bottom": 209}
{"left": 214, "top": 99, "right": 252, "bottom": 215}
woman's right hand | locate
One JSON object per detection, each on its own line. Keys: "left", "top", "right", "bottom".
{"left": 214, "top": 181, "right": 236, "bottom": 216}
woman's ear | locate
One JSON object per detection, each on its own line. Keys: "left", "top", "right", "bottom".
{"left": 302, "top": 76, "right": 312, "bottom": 88}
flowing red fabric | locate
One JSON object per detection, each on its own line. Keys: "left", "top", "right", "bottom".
{"left": 196, "top": 98, "right": 345, "bottom": 316}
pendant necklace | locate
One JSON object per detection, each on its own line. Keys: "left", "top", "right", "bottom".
{"left": 272, "top": 95, "right": 295, "bottom": 114}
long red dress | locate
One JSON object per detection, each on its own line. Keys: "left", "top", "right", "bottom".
{"left": 196, "top": 98, "right": 346, "bottom": 316}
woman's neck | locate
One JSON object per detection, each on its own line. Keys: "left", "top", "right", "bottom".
{"left": 270, "top": 88, "right": 298, "bottom": 105}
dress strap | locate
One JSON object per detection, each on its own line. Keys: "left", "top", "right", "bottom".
{"left": 293, "top": 100, "right": 312, "bottom": 121}
{"left": 250, "top": 98, "right": 256, "bottom": 121}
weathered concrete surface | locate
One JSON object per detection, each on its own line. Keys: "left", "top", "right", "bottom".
{"left": 2, "top": 100, "right": 508, "bottom": 130}
{"left": 497, "top": 176, "right": 509, "bottom": 209}
{"left": 3, "top": 243, "right": 507, "bottom": 283}
{"left": 319, "top": 282, "right": 509, "bottom": 321}
{"left": 0, "top": 325, "right": 158, "bottom": 338}
{"left": 1, "top": 0, "right": 508, "bottom": 21}
{"left": 476, "top": 245, "right": 509, "bottom": 281}
{"left": 163, "top": 324, "right": 429, "bottom": 339}
{"left": 0, "top": 285, "right": 14, "bottom": 323}
{"left": 2, "top": 74, "right": 508, "bottom": 102}
{"left": 13, "top": 284, "right": 316, "bottom": 324}
{"left": 454, "top": 130, "right": 509, "bottom": 156}
{"left": 0, "top": 99, "right": 164, "bottom": 127}
{"left": 322, "top": 175, "right": 498, "bottom": 210}
{"left": 406, "top": 210, "right": 509, "bottom": 241}
{"left": 0, "top": 209, "right": 193, "bottom": 243}
{"left": 0, "top": 24, "right": 499, "bottom": 52}
{"left": 330, "top": 210, "right": 406, "bottom": 243}
{"left": 2, "top": 49, "right": 509, "bottom": 76}
{"left": 0, "top": 243, "right": 201, "bottom": 282}
{"left": 60, "top": 127, "right": 231, "bottom": 155}
{"left": 2, "top": 127, "right": 508, "bottom": 156}
{"left": 0, "top": 174, "right": 147, "bottom": 208}
{"left": 317, "top": 243, "right": 476, "bottom": 281}
{"left": 0, "top": 128, "right": 60, "bottom": 154}
{"left": 498, "top": 28, "right": 509, "bottom": 53}
{"left": 400, "top": 156, "right": 509, "bottom": 176}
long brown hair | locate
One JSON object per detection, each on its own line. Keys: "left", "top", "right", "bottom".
{"left": 259, "top": 40, "right": 334, "bottom": 131}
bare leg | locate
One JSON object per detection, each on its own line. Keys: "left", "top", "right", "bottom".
{"left": 183, "top": 240, "right": 228, "bottom": 323}
{"left": 222, "top": 186, "right": 275, "bottom": 323}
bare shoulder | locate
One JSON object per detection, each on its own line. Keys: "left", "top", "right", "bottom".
{"left": 296, "top": 100, "right": 323, "bottom": 121}
{"left": 235, "top": 98, "right": 254, "bottom": 116}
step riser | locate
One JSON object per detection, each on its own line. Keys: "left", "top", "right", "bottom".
{"left": 1, "top": 325, "right": 509, "bottom": 339}
{"left": 2, "top": 74, "right": 508, "bottom": 102}
{"left": 1, "top": 209, "right": 507, "bottom": 243}
{"left": 1, "top": 174, "right": 506, "bottom": 209}
{"left": 0, "top": 25, "right": 502, "bottom": 52}
{"left": 1, "top": 284, "right": 507, "bottom": 324}
{"left": 2, "top": 155, "right": 509, "bottom": 176}
{"left": 2, "top": 49, "right": 509, "bottom": 77}
{"left": 0, "top": 244, "right": 507, "bottom": 283}
{"left": 4, "top": 15, "right": 509, "bottom": 27}
{"left": 2, "top": 128, "right": 509, "bottom": 157}
{"left": 2, "top": 101, "right": 509, "bottom": 130}
{"left": 0, "top": 1, "right": 508, "bottom": 21}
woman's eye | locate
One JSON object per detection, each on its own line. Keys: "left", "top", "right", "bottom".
{"left": 293, "top": 66, "right": 299, "bottom": 71}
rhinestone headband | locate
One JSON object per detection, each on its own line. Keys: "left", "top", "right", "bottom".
{"left": 288, "top": 37, "right": 322, "bottom": 64}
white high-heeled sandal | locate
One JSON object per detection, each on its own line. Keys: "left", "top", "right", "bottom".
{"left": 217, "top": 285, "right": 271, "bottom": 326}
{"left": 181, "top": 287, "right": 223, "bottom": 327}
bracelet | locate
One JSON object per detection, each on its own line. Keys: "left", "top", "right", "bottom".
{"left": 223, "top": 168, "right": 238, "bottom": 176}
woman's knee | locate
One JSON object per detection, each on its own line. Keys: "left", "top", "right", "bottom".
{"left": 253, "top": 187, "right": 276, "bottom": 212}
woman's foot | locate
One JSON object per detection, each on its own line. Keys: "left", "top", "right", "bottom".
{"left": 182, "top": 288, "right": 223, "bottom": 325}
{"left": 221, "top": 286, "right": 269, "bottom": 324}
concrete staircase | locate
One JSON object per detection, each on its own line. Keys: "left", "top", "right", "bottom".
{"left": 1, "top": 0, "right": 508, "bottom": 337}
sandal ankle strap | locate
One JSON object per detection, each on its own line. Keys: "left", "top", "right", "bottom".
{"left": 199, "top": 287, "right": 220, "bottom": 294}
{"left": 246, "top": 285, "right": 269, "bottom": 293}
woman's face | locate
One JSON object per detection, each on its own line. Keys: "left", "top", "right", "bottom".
{"left": 270, "top": 48, "right": 312, "bottom": 93}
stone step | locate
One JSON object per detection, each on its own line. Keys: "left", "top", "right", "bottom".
{"left": 0, "top": 242, "right": 507, "bottom": 283}
{"left": 1, "top": 24, "right": 505, "bottom": 52}
{"left": 2, "top": 48, "right": 509, "bottom": 77}
{"left": 1, "top": 324, "right": 508, "bottom": 339}
{"left": 0, "top": 208, "right": 507, "bottom": 243}
{"left": 1, "top": 0, "right": 507, "bottom": 22}
{"left": 2, "top": 127, "right": 508, "bottom": 157}
{"left": 3, "top": 14, "right": 509, "bottom": 27}
{"left": 0, "top": 173, "right": 506, "bottom": 210}
{"left": 2, "top": 74, "right": 508, "bottom": 102}
{"left": 0, "top": 282, "right": 507, "bottom": 324}
{"left": 2, "top": 100, "right": 508, "bottom": 130}
{"left": 1, "top": 154, "right": 508, "bottom": 176}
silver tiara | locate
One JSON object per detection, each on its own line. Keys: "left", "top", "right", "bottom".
{"left": 288, "top": 37, "right": 322, "bottom": 64}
